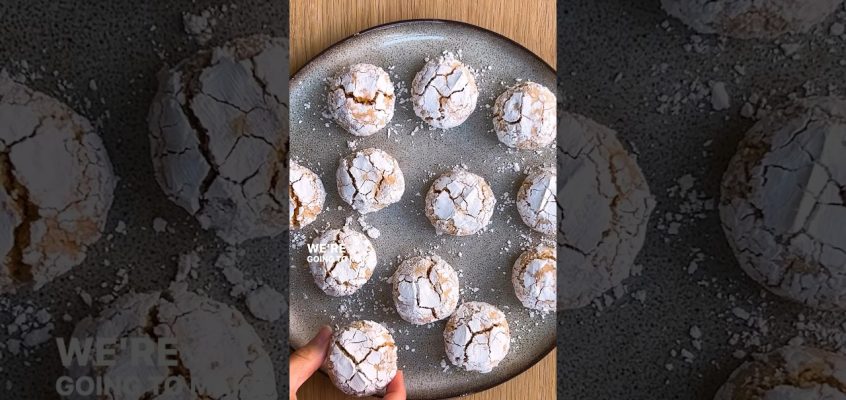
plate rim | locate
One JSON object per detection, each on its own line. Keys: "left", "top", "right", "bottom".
{"left": 288, "top": 18, "right": 557, "bottom": 400}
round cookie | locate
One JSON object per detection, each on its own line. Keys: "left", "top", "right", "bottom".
{"left": 411, "top": 52, "right": 479, "bottom": 129}
{"left": 493, "top": 82, "right": 556, "bottom": 149}
{"left": 425, "top": 169, "right": 496, "bottom": 236}
{"left": 557, "top": 111, "right": 655, "bottom": 309}
{"left": 714, "top": 346, "right": 846, "bottom": 399}
{"left": 327, "top": 63, "right": 395, "bottom": 136}
{"left": 336, "top": 148, "right": 405, "bottom": 214}
{"left": 661, "top": 0, "right": 843, "bottom": 39}
{"left": 443, "top": 301, "right": 510, "bottom": 373}
{"left": 65, "top": 284, "right": 277, "bottom": 400}
{"left": 512, "top": 245, "right": 556, "bottom": 313}
{"left": 517, "top": 167, "right": 557, "bottom": 236}
{"left": 720, "top": 97, "right": 846, "bottom": 309}
{"left": 147, "top": 35, "right": 288, "bottom": 244}
{"left": 391, "top": 255, "right": 460, "bottom": 325}
{"left": 326, "top": 320, "right": 397, "bottom": 397}
{"left": 289, "top": 161, "right": 326, "bottom": 230}
{"left": 308, "top": 227, "right": 377, "bottom": 296}
{"left": 0, "top": 74, "right": 116, "bottom": 294}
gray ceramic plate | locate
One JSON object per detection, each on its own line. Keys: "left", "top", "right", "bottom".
{"left": 289, "top": 20, "right": 556, "bottom": 399}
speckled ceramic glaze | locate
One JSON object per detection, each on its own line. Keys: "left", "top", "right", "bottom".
{"left": 289, "top": 20, "right": 555, "bottom": 399}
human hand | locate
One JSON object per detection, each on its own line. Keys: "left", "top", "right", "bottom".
{"left": 290, "top": 325, "right": 407, "bottom": 399}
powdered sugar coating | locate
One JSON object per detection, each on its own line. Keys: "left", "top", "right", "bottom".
{"left": 148, "top": 35, "right": 288, "bottom": 244}
{"left": 289, "top": 161, "right": 326, "bottom": 230}
{"left": 325, "top": 320, "right": 397, "bottom": 397}
{"left": 391, "top": 255, "right": 460, "bottom": 325}
{"left": 558, "top": 111, "right": 655, "bottom": 309}
{"left": 411, "top": 53, "right": 479, "bottom": 129}
{"left": 517, "top": 167, "right": 557, "bottom": 236}
{"left": 66, "top": 284, "right": 277, "bottom": 400}
{"left": 443, "top": 301, "right": 510, "bottom": 373}
{"left": 336, "top": 148, "right": 405, "bottom": 214}
{"left": 308, "top": 227, "right": 377, "bottom": 296}
{"left": 720, "top": 97, "right": 846, "bottom": 309}
{"left": 662, "top": 0, "right": 843, "bottom": 39}
{"left": 425, "top": 169, "right": 496, "bottom": 236}
{"left": 0, "top": 75, "right": 116, "bottom": 294}
{"left": 512, "top": 245, "right": 556, "bottom": 313}
{"left": 714, "top": 346, "right": 846, "bottom": 400}
{"left": 493, "top": 82, "right": 556, "bottom": 149}
{"left": 328, "top": 63, "right": 395, "bottom": 136}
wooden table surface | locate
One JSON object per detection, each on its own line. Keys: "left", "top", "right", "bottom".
{"left": 290, "top": 1, "right": 556, "bottom": 399}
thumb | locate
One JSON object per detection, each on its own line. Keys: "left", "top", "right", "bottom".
{"left": 384, "top": 370, "right": 406, "bottom": 400}
{"left": 289, "top": 325, "right": 332, "bottom": 395}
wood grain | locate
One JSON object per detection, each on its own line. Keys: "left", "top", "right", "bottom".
{"left": 296, "top": 351, "right": 557, "bottom": 400}
{"left": 290, "top": 1, "right": 555, "bottom": 399}
{"left": 290, "top": 0, "right": 556, "bottom": 73}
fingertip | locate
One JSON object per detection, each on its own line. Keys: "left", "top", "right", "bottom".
{"left": 303, "top": 325, "right": 331, "bottom": 353}
{"left": 385, "top": 370, "right": 406, "bottom": 399}
{"left": 314, "top": 325, "right": 332, "bottom": 345}
{"left": 289, "top": 326, "right": 334, "bottom": 392}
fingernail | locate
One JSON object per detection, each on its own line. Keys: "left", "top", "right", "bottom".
{"left": 314, "top": 325, "right": 332, "bottom": 344}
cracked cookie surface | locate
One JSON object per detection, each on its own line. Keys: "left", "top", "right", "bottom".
{"left": 327, "top": 63, "right": 395, "bottom": 137}
{"left": 65, "top": 283, "right": 277, "bottom": 400}
{"left": 411, "top": 52, "right": 479, "bottom": 129}
{"left": 391, "top": 254, "right": 460, "bottom": 325}
{"left": 336, "top": 148, "right": 405, "bottom": 214}
{"left": 512, "top": 245, "right": 556, "bottom": 313}
{"left": 425, "top": 169, "right": 496, "bottom": 236}
{"left": 493, "top": 82, "right": 556, "bottom": 149}
{"left": 720, "top": 96, "right": 846, "bottom": 309}
{"left": 0, "top": 74, "right": 116, "bottom": 294}
{"left": 325, "top": 320, "right": 397, "bottom": 397}
{"left": 443, "top": 301, "right": 510, "bottom": 373}
{"left": 661, "top": 0, "right": 843, "bottom": 38}
{"left": 289, "top": 160, "right": 325, "bottom": 230}
{"left": 309, "top": 227, "right": 377, "bottom": 296}
{"left": 148, "top": 35, "right": 288, "bottom": 244}
{"left": 517, "top": 166, "right": 557, "bottom": 236}
{"left": 714, "top": 345, "right": 846, "bottom": 400}
{"left": 558, "top": 111, "right": 655, "bottom": 309}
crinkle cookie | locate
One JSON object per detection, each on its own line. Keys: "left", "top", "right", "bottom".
{"left": 512, "top": 245, "right": 556, "bottom": 312}
{"left": 721, "top": 97, "right": 846, "bottom": 309}
{"left": 517, "top": 167, "right": 556, "bottom": 236}
{"left": 148, "top": 35, "right": 288, "bottom": 244}
{"left": 411, "top": 52, "right": 478, "bottom": 129}
{"left": 289, "top": 160, "right": 325, "bottom": 230}
{"left": 392, "top": 255, "right": 460, "bottom": 325}
{"left": 308, "top": 227, "right": 377, "bottom": 296}
{"left": 327, "top": 63, "right": 395, "bottom": 136}
{"left": 0, "top": 73, "right": 115, "bottom": 294}
{"left": 493, "top": 82, "right": 556, "bottom": 149}
{"left": 325, "top": 320, "right": 397, "bottom": 397}
{"left": 425, "top": 169, "right": 496, "bottom": 236}
{"left": 714, "top": 346, "right": 846, "bottom": 400}
{"left": 443, "top": 301, "right": 510, "bottom": 373}
{"left": 558, "top": 111, "right": 655, "bottom": 309}
{"left": 662, "top": 0, "right": 843, "bottom": 39}
{"left": 65, "top": 283, "right": 277, "bottom": 400}
{"left": 336, "top": 148, "right": 405, "bottom": 214}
